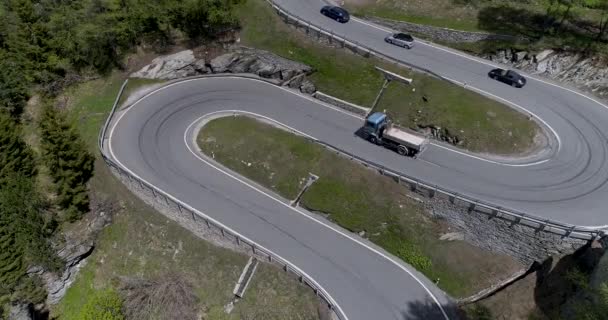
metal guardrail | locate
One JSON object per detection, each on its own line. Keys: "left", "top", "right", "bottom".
{"left": 265, "top": 0, "right": 605, "bottom": 240}
{"left": 98, "top": 78, "right": 347, "bottom": 320}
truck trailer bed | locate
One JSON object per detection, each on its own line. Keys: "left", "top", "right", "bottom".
{"left": 384, "top": 127, "right": 426, "bottom": 148}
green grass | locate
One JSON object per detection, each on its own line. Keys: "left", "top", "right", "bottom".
{"left": 51, "top": 74, "right": 322, "bottom": 320}
{"left": 344, "top": 0, "right": 608, "bottom": 56}
{"left": 198, "top": 116, "right": 522, "bottom": 297}
{"left": 237, "top": 0, "right": 538, "bottom": 155}
{"left": 346, "top": 1, "right": 481, "bottom": 32}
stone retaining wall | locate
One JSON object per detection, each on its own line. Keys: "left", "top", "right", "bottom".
{"left": 416, "top": 187, "right": 587, "bottom": 264}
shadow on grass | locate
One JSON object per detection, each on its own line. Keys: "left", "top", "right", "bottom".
{"left": 477, "top": 5, "right": 607, "bottom": 53}
{"left": 533, "top": 241, "right": 605, "bottom": 318}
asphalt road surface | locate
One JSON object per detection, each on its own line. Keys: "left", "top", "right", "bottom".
{"left": 106, "top": 1, "right": 608, "bottom": 319}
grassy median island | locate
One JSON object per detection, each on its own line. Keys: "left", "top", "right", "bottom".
{"left": 198, "top": 115, "right": 522, "bottom": 297}
{"left": 49, "top": 74, "right": 324, "bottom": 320}
{"left": 236, "top": 0, "right": 539, "bottom": 155}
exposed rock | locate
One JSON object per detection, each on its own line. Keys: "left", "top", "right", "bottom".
{"left": 299, "top": 78, "right": 317, "bottom": 94}
{"left": 209, "top": 52, "right": 239, "bottom": 73}
{"left": 483, "top": 49, "right": 608, "bottom": 100}
{"left": 440, "top": 232, "right": 465, "bottom": 241}
{"left": 8, "top": 304, "right": 33, "bottom": 320}
{"left": 28, "top": 242, "right": 94, "bottom": 304}
{"left": 133, "top": 47, "right": 316, "bottom": 94}
{"left": 131, "top": 50, "right": 205, "bottom": 80}
{"left": 209, "top": 47, "right": 312, "bottom": 81}
{"left": 27, "top": 204, "right": 113, "bottom": 305}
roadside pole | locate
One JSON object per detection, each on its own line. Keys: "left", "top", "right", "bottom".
{"left": 366, "top": 66, "right": 413, "bottom": 118}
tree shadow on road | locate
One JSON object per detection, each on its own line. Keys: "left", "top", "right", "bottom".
{"left": 401, "top": 299, "right": 463, "bottom": 320}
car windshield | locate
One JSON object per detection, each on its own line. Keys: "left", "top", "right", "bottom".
{"left": 507, "top": 70, "right": 520, "bottom": 78}
{"left": 395, "top": 34, "right": 413, "bottom": 41}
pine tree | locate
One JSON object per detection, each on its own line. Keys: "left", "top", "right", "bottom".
{"left": 39, "top": 104, "right": 94, "bottom": 220}
{"left": 0, "top": 110, "right": 36, "bottom": 182}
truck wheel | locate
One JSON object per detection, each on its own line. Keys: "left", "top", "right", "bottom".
{"left": 397, "top": 145, "right": 409, "bottom": 156}
{"left": 370, "top": 136, "right": 379, "bottom": 145}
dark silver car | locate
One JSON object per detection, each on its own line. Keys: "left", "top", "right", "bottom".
{"left": 488, "top": 68, "right": 527, "bottom": 88}
{"left": 384, "top": 33, "right": 415, "bottom": 49}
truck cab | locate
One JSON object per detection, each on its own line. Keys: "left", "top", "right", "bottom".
{"left": 362, "top": 112, "right": 426, "bottom": 157}
{"left": 363, "top": 112, "right": 388, "bottom": 145}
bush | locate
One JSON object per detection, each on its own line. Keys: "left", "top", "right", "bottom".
{"left": 79, "top": 289, "right": 124, "bottom": 320}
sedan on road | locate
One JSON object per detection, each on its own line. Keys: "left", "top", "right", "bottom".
{"left": 320, "top": 5, "right": 350, "bottom": 23}
{"left": 385, "top": 33, "right": 415, "bottom": 49}
{"left": 488, "top": 68, "right": 527, "bottom": 88}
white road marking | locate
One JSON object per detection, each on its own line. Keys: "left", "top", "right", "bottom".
{"left": 108, "top": 94, "right": 350, "bottom": 320}
{"left": 185, "top": 110, "right": 451, "bottom": 320}
{"left": 354, "top": 15, "right": 608, "bottom": 114}
{"left": 429, "top": 143, "right": 551, "bottom": 167}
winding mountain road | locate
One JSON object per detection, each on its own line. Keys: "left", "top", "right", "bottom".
{"left": 104, "top": 1, "right": 608, "bottom": 319}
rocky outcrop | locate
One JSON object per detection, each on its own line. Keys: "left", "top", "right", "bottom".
{"left": 27, "top": 206, "right": 113, "bottom": 305}
{"left": 27, "top": 242, "right": 95, "bottom": 304}
{"left": 131, "top": 48, "right": 317, "bottom": 94}
{"left": 131, "top": 50, "right": 206, "bottom": 80}
{"left": 8, "top": 304, "right": 33, "bottom": 320}
{"left": 483, "top": 49, "right": 608, "bottom": 100}
{"left": 366, "top": 17, "right": 522, "bottom": 43}
{"left": 208, "top": 47, "right": 312, "bottom": 83}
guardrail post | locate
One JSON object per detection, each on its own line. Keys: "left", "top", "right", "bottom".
{"left": 220, "top": 228, "right": 225, "bottom": 237}
{"left": 563, "top": 226, "right": 576, "bottom": 238}
{"left": 236, "top": 236, "right": 241, "bottom": 246}
{"left": 449, "top": 195, "right": 455, "bottom": 204}
{"left": 206, "top": 219, "right": 211, "bottom": 228}
{"left": 489, "top": 209, "right": 498, "bottom": 219}
{"left": 410, "top": 182, "right": 417, "bottom": 192}
{"left": 429, "top": 188, "right": 436, "bottom": 198}
{"left": 177, "top": 203, "right": 183, "bottom": 213}
{"left": 251, "top": 244, "right": 256, "bottom": 254}
{"left": 467, "top": 203, "right": 476, "bottom": 213}
{"left": 510, "top": 214, "right": 523, "bottom": 227}
{"left": 536, "top": 221, "right": 547, "bottom": 233}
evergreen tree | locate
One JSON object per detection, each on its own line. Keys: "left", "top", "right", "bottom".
{"left": 0, "top": 110, "right": 36, "bottom": 182}
{"left": 0, "top": 173, "right": 55, "bottom": 307}
{"left": 39, "top": 104, "right": 94, "bottom": 221}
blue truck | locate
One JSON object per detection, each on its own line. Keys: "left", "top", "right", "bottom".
{"left": 362, "top": 112, "right": 427, "bottom": 157}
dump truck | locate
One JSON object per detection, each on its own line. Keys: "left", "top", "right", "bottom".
{"left": 362, "top": 112, "right": 426, "bottom": 157}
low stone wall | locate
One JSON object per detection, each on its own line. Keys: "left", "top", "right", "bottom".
{"left": 417, "top": 188, "right": 588, "bottom": 264}
{"left": 366, "top": 17, "right": 523, "bottom": 44}
{"left": 312, "top": 91, "right": 370, "bottom": 116}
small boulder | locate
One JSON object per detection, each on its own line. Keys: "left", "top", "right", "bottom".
{"left": 210, "top": 52, "right": 239, "bottom": 73}
{"left": 8, "top": 304, "right": 33, "bottom": 320}
{"left": 299, "top": 79, "right": 316, "bottom": 94}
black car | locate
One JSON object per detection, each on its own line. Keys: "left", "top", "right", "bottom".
{"left": 320, "top": 5, "right": 350, "bottom": 23}
{"left": 488, "top": 68, "right": 527, "bottom": 88}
